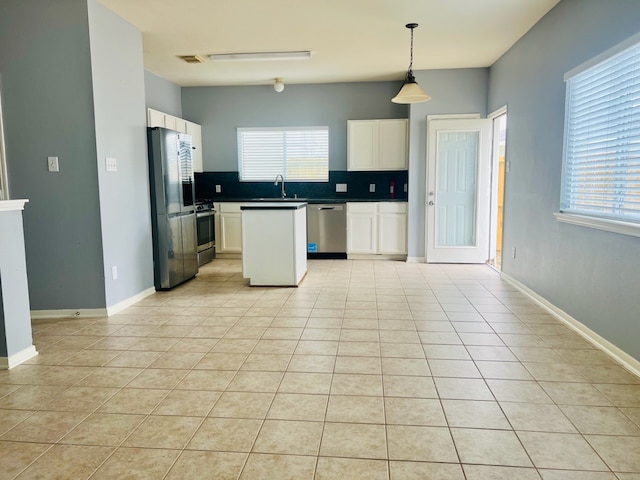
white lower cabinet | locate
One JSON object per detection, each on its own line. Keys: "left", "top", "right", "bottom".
{"left": 215, "top": 203, "right": 242, "bottom": 253}
{"left": 347, "top": 202, "right": 407, "bottom": 256}
{"left": 347, "top": 203, "right": 377, "bottom": 254}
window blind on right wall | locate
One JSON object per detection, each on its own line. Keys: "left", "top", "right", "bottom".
{"left": 561, "top": 38, "right": 640, "bottom": 223}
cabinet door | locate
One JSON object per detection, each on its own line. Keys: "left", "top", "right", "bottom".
{"left": 379, "top": 119, "right": 407, "bottom": 170}
{"left": 147, "top": 108, "right": 165, "bottom": 128}
{"left": 347, "top": 120, "right": 378, "bottom": 171}
{"left": 175, "top": 118, "right": 188, "bottom": 133}
{"left": 347, "top": 213, "right": 377, "bottom": 254}
{"left": 219, "top": 213, "right": 242, "bottom": 252}
{"left": 186, "top": 121, "right": 203, "bottom": 173}
{"left": 378, "top": 213, "right": 407, "bottom": 254}
{"left": 164, "top": 115, "right": 177, "bottom": 131}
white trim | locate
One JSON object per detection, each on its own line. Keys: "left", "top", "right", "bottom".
{"left": 30, "top": 308, "right": 108, "bottom": 319}
{"left": 501, "top": 272, "right": 640, "bottom": 378}
{"left": 0, "top": 90, "right": 9, "bottom": 200}
{"left": 488, "top": 106, "right": 508, "bottom": 119}
{"left": 1, "top": 345, "right": 38, "bottom": 369}
{"left": 347, "top": 254, "right": 407, "bottom": 261}
{"left": 554, "top": 212, "right": 640, "bottom": 238}
{"left": 106, "top": 287, "right": 155, "bottom": 316}
{"left": 564, "top": 30, "right": 640, "bottom": 81}
{"left": 0, "top": 199, "right": 28, "bottom": 212}
{"left": 29, "top": 287, "right": 156, "bottom": 319}
{"left": 406, "top": 256, "right": 426, "bottom": 263}
{"left": 426, "top": 113, "right": 481, "bottom": 121}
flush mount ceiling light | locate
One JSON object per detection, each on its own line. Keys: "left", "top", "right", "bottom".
{"left": 208, "top": 51, "right": 312, "bottom": 62}
{"left": 392, "top": 23, "right": 431, "bottom": 104}
{"left": 274, "top": 78, "right": 285, "bottom": 93}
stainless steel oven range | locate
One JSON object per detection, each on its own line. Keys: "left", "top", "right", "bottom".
{"left": 196, "top": 202, "right": 216, "bottom": 266}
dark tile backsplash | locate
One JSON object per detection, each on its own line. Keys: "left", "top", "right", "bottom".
{"left": 195, "top": 171, "right": 408, "bottom": 202}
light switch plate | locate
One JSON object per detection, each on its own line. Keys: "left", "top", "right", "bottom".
{"left": 215, "top": 185, "right": 222, "bottom": 193}
{"left": 47, "top": 156, "right": 59, "bottom": 172}
{"left": 369, "top": 184, "right": 375, "bottom": 193}
{"left": 106, "top": 157, "right": 118, "bottom": 172}
{"left": 336, "top": 183, "right": 347, "bottom": 192}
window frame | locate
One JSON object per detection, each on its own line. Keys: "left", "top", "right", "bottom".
{"left": 556, "top": 32, "right": 640, "bottom": 237}
{"left": 237, "top": 126, "right": 329, "bottom": 182}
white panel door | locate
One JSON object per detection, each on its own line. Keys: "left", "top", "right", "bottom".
{"left": 426, "top": 119, "right": 491, "bottom": 263}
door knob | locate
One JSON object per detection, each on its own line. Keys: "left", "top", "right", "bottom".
{"left": 428, "top": 201, "right": 434, "bottom": 206}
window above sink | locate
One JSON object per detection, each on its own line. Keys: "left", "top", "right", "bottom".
{"left": 237, "top": 126, "right": 329, "bottom": 182}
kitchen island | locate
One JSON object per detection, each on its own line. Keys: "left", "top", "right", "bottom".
{"left": 240, "top": 202, "right": 307, "bottom": 286}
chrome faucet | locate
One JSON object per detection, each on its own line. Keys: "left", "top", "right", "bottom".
{"left": 274, "top": 174, "right": 286, "bottom": 198}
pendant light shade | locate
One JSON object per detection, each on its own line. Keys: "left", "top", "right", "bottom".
{"left": 392, "top": 23, "right": 430, "bottom": 104}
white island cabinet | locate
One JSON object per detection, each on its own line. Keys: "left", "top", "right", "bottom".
{"left": 241, "top": 202, "right": 307, "bottom": 286}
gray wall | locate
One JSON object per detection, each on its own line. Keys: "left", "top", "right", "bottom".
{"left": 144, "top": 70, "right": 182, "bottom": 117}
{"left": 88, "top": 1, "right": 154, "bottom": 308}
{"left": 181, "top": 82, "right": 407, "bottom": 172}
{"left": 488, "top": 0, "right": 640, "bottom": 360}
{"left": 0, "top": 0, "right": 106, "bottom": 309}
{"left": 407, "top": 68, "right": 489, "bottom": 259}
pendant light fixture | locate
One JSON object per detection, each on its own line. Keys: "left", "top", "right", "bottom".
{"left": 274, "top": 78, "right": 285, "bottom": 93}
{"left": 392, "top": 23, "right": 431, "bottom": 104}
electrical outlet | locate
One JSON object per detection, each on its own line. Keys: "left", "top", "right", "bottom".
{"left": 47, "top": 156, "right": 59, "bottom": 172}
{"left": 215, "top": 185, "right": 222, "bottom": 193}
{"left": 506, "top": 161, "right": 511, "bottom": 173}
{"left": 336, "top": 183, "right": 347, "bottom": 193}
{"left": 404, "top": 183, "right": 408, "bottom": 192}
{"left": 369, "top": 184, "right": 375, "bottom": 193}
{"left": 106, "top": 157, "right": 118, "bottom": 172}
{"left": 512, "top": 247, "right": 517, "bottom": 259}
{"left": 112, "top": 265, "right": 118, "bottom": 280}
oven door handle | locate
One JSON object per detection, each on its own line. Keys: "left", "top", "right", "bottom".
{"left": 196, "top": 210, "right": 216, "bottom": 218}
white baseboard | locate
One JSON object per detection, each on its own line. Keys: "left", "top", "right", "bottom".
{"left": 347, "top": 254, "right": 407, "bottom": 261}
{"left": 406, "top": 256, "right": 426, "bottom": 263}
{"left": 30, "top": 287, "right": 156, "bottom": 320}
{"left": 106, "top": 287, "right": 155, "bottom": 316}
{"left": 501, "top": 272, "right": 640, "bottom": 377}
{"left": 30, "top": 308, "right": 107, "bottom": 319}
{"left": 1, "top": 345, "right": 38, "bottom": 369}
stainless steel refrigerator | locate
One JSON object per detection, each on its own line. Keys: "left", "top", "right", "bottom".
{"left": 147, "top": 127, "right": 198, "bottom": 290}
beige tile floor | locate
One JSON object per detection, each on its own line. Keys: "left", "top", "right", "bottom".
{"left": 1, "top": 259, "right": 639, "bottom": 479}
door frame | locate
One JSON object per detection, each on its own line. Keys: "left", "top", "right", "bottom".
{"left": 425, "top": 114, "right": 492, "bottom": 263}
{"left": 488, "top": 106, "right": 508, "bottom": 268}
{"left": 0, "top": 90, "right": 9, "bottom": 200}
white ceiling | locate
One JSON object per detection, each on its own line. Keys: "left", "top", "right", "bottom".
{"left": 98, "top": 0, "right": 561, "bottom": 87}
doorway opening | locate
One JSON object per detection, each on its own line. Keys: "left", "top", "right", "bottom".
{"left": 489, "top": 109, "right": 507, "bottom": 270}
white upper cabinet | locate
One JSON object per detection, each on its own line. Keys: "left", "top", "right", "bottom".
{"left": 147, "top": 108, "right": 165, "bottom": 128}
{"left": 347, "top": 119, "right": 407, "bottom": 171}
{"left": 147, "top": 109, "right": 203, "bottom": 172}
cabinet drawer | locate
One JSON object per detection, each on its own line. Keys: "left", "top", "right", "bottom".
{"left": 347, "top": 202, "right": 377, "bottom": 214}
{"left": 378, "top": 202, "right": 407, "bottom": 214}
{"left": 218, "top": 202, "right": 242, "bottom": 213}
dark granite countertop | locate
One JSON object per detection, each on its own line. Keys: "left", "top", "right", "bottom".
{"left": 203, "top": 197, "right": 407, "bottom": 204}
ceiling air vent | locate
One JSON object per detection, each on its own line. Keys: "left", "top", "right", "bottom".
{"left": 178, "top": 55, "right": 205, "bottom": 64}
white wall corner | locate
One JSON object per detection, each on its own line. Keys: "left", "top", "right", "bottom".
{"left": 406, "top": 256, "right": 426, "bottom": 263}
{"left": 501, "top": 272, "right": 640, "bottom": 378}
{"left": 1, "top": 345, "right": 38, "bottom": 369}
{"left": 106, "top": 287, "right": 155, "bottom": 316}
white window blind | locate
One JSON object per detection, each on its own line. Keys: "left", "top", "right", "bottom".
{"left": 238, "top": 127, "right": 329, "bottom": 182}
{"left": 560, "top": 38, "right": 640, "bottom": 223}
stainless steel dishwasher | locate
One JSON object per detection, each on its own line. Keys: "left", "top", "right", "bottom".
{"left": 306, "top": 203, "right": 347, "bottom": 259}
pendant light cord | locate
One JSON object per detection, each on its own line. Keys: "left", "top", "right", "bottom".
{"left": 409, "top": 26, "right": 414, "bottom": 72}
